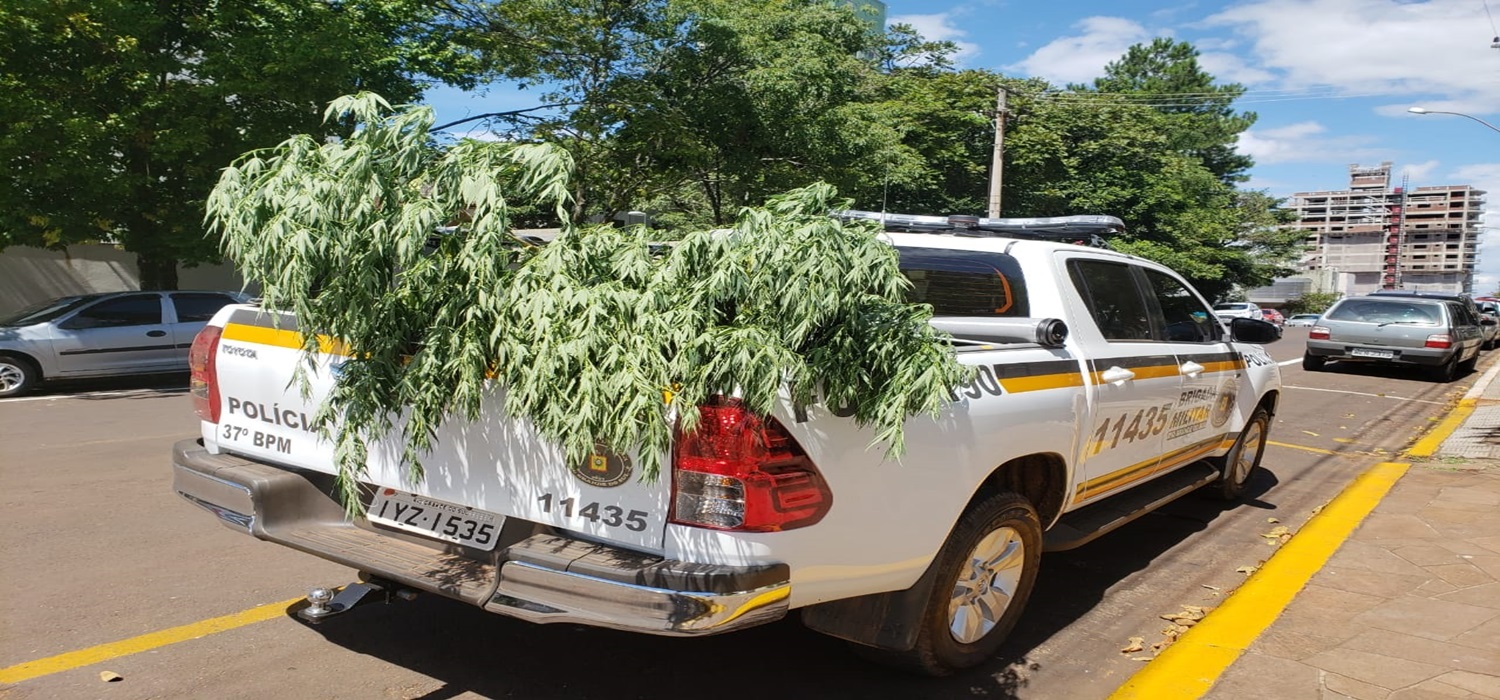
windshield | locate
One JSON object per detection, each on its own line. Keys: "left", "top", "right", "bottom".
{"left": 0, "top": 296, "right": 99, "bottom": 327}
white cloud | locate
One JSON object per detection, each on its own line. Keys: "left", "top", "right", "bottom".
{"left": 1207, "top": 0, "right": 1500, "bottom": 115}
{"left": 1400, "top": 160, "right": 1442, "bottom": 183}
{"left": 1004, "top": 16, "right": 1156, "bottom": 85}
{"left": 1197, "top": 51, "right": 1275, "bottom": 86}
{"left": 889, "top": 13, "right": 981, "bottom": 64}
{"left": 1236, "top": 121, "right": 1389, "bottom": 165}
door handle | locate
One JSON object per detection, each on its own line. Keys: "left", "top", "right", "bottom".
{"left": 1179, "top": 361, "right": 1205, "bottom": 378}
{"left": 146, "top": 330, "right": 167, "bottom": 337}
{"left": 1101, "top": 366, "right": 1136, "bottom": 384}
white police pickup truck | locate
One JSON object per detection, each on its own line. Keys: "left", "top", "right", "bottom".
{"left": 172, "top": 212, "right": 1282, "bottom": 675}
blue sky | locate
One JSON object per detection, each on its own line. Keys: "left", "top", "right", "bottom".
{"left": 422, "top": 0, "right": 1500, "bottom": 290}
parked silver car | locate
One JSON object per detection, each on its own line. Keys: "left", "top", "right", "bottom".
{"left": 1303, "top": 295, "right": 1490, "bottom": 382}
{"left": 0, "top": 291, "right": 249, "bottom": 397}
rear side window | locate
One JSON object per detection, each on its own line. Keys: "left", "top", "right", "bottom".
{"left": 1067, "top": 259, "right": 1154, "bottom": 341}
{"left": 1324, "top": 299, "right": 1442, "bottom": 325}
{"left": 171, "top": 293, "right": 237, "bottom": 322}
{"left": 896, "top": 247, "right": 1029, "bottom": 317}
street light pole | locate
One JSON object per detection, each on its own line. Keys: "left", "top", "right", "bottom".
{"left": 1408, "top": 107, "right": 1500, "bottom": 134}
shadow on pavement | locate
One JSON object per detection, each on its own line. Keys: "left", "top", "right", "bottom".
{"left": 297, "top": 469, "right": 1280, "bottom": 700}
{"left": 6, "top": 372, "right": 189, "bottom": 400}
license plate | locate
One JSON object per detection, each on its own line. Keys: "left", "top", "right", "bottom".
{"left": 1350, "top": 348, "right": 1394, "bottom": 359}
{"left": 368, "top": 489, "right": 503, "bottom": 551}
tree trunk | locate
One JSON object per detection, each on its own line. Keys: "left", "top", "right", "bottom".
{"left": 137, "top": 252, "right": 178, "bottom": 290}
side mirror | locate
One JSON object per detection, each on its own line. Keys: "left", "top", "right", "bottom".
{"left": 1230, "top": 317, "right": 1281, "bottom": 344}
{"left": 1482, "top": 318, "right": 1497, "bottom": 327}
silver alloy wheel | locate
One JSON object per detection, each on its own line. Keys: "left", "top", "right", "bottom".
{"left": 948, "top": 525, "right": 1027, "bottom": 644}
{"left": 0, "top": 361, "right": 24, "bottom": 395}
{"left": 1231, "top": 419, "right": 1265, "bottom": 485}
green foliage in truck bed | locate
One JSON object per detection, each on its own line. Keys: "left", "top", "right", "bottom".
{"left": 207, "top": 93, "right": 970, "bottom": 515}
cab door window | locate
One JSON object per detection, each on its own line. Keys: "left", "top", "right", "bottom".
{"left": 60, "top": 295, "right": 164, "bottom": 329}
{"left": 1142, "top": 269, "right": 1221, "bottom": 343}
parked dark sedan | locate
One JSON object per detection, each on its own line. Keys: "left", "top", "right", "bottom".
{"left": 0, "top": 290, "right": 249, "bottom": 397}
{"left": 1303, "top": 294, "right": 1490, "bottom": 382}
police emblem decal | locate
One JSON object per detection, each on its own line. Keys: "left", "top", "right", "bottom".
{"left": 572, "top": 449, "right": 632, "bottom": 488}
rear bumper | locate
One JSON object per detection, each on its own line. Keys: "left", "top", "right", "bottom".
{"left": 172, "top": 439, "right": 789, "bottom": 636}
{"left": 1304, "top": 340, "right": 1452, "bottom": 366}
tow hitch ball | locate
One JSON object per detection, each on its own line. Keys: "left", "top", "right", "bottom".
{"left": 296, "top": 579, "right": 417, "bottom": 624}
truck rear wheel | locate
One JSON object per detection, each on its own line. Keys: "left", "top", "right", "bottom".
{"left": 857, "top": 492, "right": 1042, "bottom": 676}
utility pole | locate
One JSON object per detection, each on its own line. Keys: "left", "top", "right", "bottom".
{"left": 987, "top": 86, "right": 1008, "bottom": 218}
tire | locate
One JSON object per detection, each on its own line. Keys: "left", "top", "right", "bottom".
{"left": 855, "top": 492, "right": 1042, "bottom": 676}
{"left": 1302, "top": 353, "right": 1325, "bottom": 372}
{"left": 1211, "top": 407, "right": 1269, "bottom": 501}
{"left": 1460, "top": 350, "right": 1479, "bottom": 374}
{"left": 1429, "top": 355, "right": 1459, "bottom": 383}
{"left": 0, "top": 355, "right": 39, "bottom": 398}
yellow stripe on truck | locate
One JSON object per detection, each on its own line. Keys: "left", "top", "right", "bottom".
{"left": 221, "top": 323, "right": 349, "bottom": 356}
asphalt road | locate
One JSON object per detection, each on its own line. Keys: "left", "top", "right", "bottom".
{"left": 0, "top": 329, "right": 1483, "bottom": 700}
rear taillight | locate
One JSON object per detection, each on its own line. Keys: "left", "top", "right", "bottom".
{"left": 189, "top": 326, "right": 223, "bottom": 422}
{"left": 1425, "top": 334, "right": 1453, "bottom": 349}
{"left": 672, "top": 397, "right": 832, "bottom": 532}
{"left": 1309, "top": 325, "right": 1330, "bottom": 340}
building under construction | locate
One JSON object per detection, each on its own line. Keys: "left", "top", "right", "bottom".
{"left": 1292, "top": 162, "right": 1484, "bottom": 296}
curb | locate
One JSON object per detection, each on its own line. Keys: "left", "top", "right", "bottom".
{"left": 1106, "top": 462, "right": 1410, "bottom": 700}
{"left": 1406, "top": 354, "right": 1500, "bottom": 458}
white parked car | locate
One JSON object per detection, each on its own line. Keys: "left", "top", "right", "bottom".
{"left": 1212, "top": 302, "right": 1261, "bottom": 321}
{"left": 1285, "top": 314, "right": 1321, "bottom": 327}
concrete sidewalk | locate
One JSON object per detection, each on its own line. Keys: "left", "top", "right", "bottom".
{"left": 1203, "top": 368, "right": 1500, "bottom": 699}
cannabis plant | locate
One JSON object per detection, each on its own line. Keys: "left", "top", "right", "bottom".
{"left": 208, "top": 93, "right": 969, "bottom": 514}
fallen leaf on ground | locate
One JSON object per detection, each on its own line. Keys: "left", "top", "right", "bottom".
{"left": 1202, "top": 584, "right": 1221, "bottom": 591}
{"left": 1236, "top": 565, "right": 1259, "bottom": 575}
{"left": 1132, "top": 656, "right": 1154, "bottom": 662}
{"left": 1159, "top": 605, "right": 1210, "bottom": 626}
{"left": 1261, "top": 526, "right": 1292, "bottom": 545}
{"left": 1302, "top": 430, "right": 1320, "bottom": 436}
{"left": 100, "top": 671, "right": 123, "bottom": 683}
{"left": 1266, "top": 517, "right": 1279, "bottom": 523}
{"left": 1121, "top": 636, "right": 1145, "bottom": 653}
{"left": 1334, "top": 438, "right": 1354, "bottom": 443}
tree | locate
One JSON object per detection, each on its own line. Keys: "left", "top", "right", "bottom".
{"left": 208, "top": 95, "right": 968, "bottom": 512}
{"left": 1284, "top": 292, "right": 1342, "bottom": 315}
{"left": 0, "top": 0, "right": 468, "bottom": 288}
{"left": 1000, "top": 94, "right": 1300, "bottom": 301}
{"left": 1089, "top": 38, "right": 1257, "bottom": 184}
{"left": 438, "top": 0, "right": 916, "bottom": 226}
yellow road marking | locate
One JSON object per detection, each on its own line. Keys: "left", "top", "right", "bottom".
{"left": 1107, "top": 461, "right": 1410, "bottom": 700}
{"left": 1406, "top": 397, "right": 1476, "bottom": 458}
{"left": 1266, "top": 440, "right": 1338, "bottom": 456}
{"left": 0, "top": 596, "right": 303, "bottom": 684}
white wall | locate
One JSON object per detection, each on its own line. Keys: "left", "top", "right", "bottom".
{"left": 0, "top": 244, "right": 250, "bottom": 316}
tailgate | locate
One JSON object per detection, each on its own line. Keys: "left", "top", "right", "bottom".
{"left": 203, "top": 306, "right": 671, "bottom": 553}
